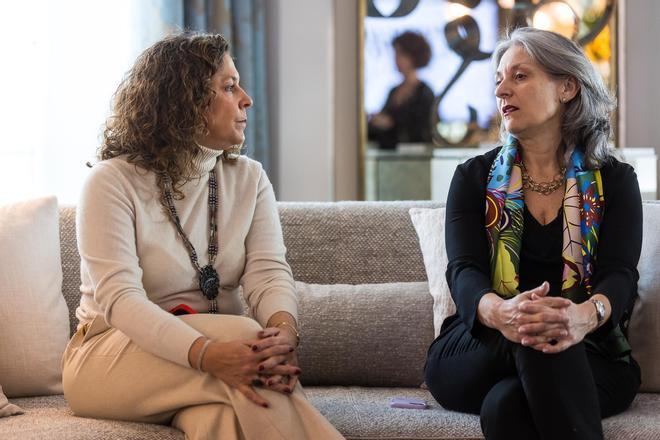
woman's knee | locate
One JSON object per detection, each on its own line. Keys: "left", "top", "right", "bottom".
{"left": 172, "top": 403, "right": 242, "bottom": 439}
{"left": 180, "top": 314, "right": 262, "bottom": 342}
{"left": 424, "top": 359, "right": 482, "bottom": 414}
{"left": 480, "top": 377, "right": 538, "bottom": 440}
{"left": 425, "top": 337, "right": 511, "bottom": 414}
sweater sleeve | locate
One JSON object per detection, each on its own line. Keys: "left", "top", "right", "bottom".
{"left": 241, "top": 169, "right": 298, "bottom": 327}
{"left": 445, "top": 156, "right": 495, "bottom": 334}
{"left": 590, "top": 161, "right": 643, "bottom": 339}
{"left": 77, "top": 163, "right": 203, "bottom": 368}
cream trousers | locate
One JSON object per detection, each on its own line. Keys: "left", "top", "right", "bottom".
{"left": 62, "top": 314, "right": 344, "bottom": 440}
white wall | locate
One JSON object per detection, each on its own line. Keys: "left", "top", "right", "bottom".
{"left": 623, "top": 0, "right": 660, "bottom": 195}
{"left": 267, "top": 0, "right": 360, "bottom": 201}
{"left": 267, "top": 0, "right": 336, "bottom": 201}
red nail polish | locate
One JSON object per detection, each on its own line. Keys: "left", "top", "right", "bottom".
{"left": 258, "top": 365, "right": 264, "bottom": 371}
{"left": 262, "top": 403, "right": 269, "bottom": 408}
{"left": 288, "top": 347, "right": 294, "bottom": 352}
{"left": 251, "top": 345, "right": 258, "bottom": 352}
{"left": 294, "top": 369, "right": 302, "bottom": 375}
{"left": 285, "top": 388, "right": 292, "bottom": 394}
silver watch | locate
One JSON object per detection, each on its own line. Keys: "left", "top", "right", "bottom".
{"left": 589, "top": 298, "right": 606, "bottom": 325}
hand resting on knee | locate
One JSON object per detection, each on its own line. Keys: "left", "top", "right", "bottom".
{"left": 188, "top": 333, "right": 300, "bottom": 408}
{"left": 477, "top": 281, "right": 609, "bottom": 353}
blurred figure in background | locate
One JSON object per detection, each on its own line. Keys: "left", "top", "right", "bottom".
{"left": 368, "top": 31, "right": 434, "bottom": 149}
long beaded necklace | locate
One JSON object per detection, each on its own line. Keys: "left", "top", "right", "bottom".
{"left": 162, "top": 165, "right": 220, "bottom": 313}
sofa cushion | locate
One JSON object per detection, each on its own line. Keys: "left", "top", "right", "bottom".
{"left": 305, "top": 387, "right": 660, "bottom": 440}
{"left": 409, "top": 207, "right": 456, "bottom": 338}
{"left": 279, "top": 201, "right": 441, "bottom": 285}
{"left": 0, "top": 196, "right": 70, "bottom": 397}
{"left": 58, "top": 206, "right": 81, "bottom": 337}
{"left": 4, "top": 394, "right": 182, "bottom": 440}
{"left": 628, "top": 202, "right": 660, "bottom": 392}
{"left": 296, "top": 281, "right": 434, "bottom": 387}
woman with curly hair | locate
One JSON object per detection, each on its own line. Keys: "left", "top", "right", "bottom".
{"left": 368, "top": 31, "right": 434, "bottom": 149}
{"left": 62, "top": 32, "right": 344, "bottom": 440}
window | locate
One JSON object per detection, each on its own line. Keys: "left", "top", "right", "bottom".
{"left": 0, "top": 1, "right": 176, "bottom": 204}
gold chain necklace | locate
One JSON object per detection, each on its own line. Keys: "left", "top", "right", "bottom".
{"left": 520, "top": 162, "right": 566, "bottom": 196}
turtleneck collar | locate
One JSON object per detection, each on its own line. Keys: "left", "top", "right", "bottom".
{"left": 193, "top": 144, "right": 224, "bottom": 174}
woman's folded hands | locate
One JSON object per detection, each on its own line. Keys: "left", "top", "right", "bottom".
{"left": 192, "top": 331, "right": 300, "bottom": 408}
{"left": 479, "top": 281, "right": 601, "bottom": 353}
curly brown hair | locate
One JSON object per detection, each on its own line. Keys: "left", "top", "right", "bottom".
{"left": 100, "top": 32, "right": 232, "bottom": 199}
{"left": 392, "top": 31, "right": 432, "bottom": 69}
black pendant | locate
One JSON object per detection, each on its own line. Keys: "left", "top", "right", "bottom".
{"left": 199, "top": 265, "right": 220, "bottom": 300}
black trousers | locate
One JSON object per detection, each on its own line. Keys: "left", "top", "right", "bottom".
{"left": 424, "top": 317, "right": 641, "bottom": 440}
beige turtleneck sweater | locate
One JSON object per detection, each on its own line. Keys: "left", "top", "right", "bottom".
{"left": 75, "top": 147, "right": 297, "bottom": 368}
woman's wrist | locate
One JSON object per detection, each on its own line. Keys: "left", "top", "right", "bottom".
{"left": 188, "top": 336, "right": 208, "bottom": 369}
{"left": 477, "top": 293, "right": 504, "bottom": 329}
{"left": 586, "top": 293, "right": 611, "bottom": 333}
{"left": 266, "top": 311, "right": 300, "bottom": 347}
{"left": 274, "top": 322, "right": 300, "bottom": 347}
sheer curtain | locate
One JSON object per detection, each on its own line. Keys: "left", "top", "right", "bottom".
{"left": 0, "top": 0, "right": 269, "bottom": 205}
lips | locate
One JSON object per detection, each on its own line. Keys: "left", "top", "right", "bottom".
{"left": 501, "top": 105, "right": 518, "bottom": 116}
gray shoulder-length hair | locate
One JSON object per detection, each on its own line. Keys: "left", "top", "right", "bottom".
{"left": 492, "top": 27, "right": 617, "bottom": 169}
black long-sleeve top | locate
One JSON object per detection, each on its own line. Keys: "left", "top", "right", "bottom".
{"left": 443, "top": 147, "right": 642, "bottom": 350}
{"left": 368, "top": 81, "right": 434, "bottom": 149}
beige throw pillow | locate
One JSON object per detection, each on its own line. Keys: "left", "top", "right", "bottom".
{"left": 409, "top": 207, "right": 455, "bottom": 337}
{"left": 295, "top": 281, "right": 433, "bottom": 387}
{"left": 628, "top": 203, "right": 660, "bottom": 392}
{"left": 0, "top": 384, "right": 23, "bottom": 418}
{"left": 0, "top": 196, "right": 69, "bottom": 397}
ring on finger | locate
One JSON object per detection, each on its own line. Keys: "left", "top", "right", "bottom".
{"left": 251, "top": 378, "right": 264, "bottom": 387}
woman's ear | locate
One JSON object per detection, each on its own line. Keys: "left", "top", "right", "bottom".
{"left": 561, "top": 76, "right": 579, "bottom": 103}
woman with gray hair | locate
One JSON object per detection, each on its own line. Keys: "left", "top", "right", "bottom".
{"left": 424, "top": 27, "right": 641, "bottom": 439}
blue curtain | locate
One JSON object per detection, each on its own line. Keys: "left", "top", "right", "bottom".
{"left": 183, "top": 0, "right": 271, "bottom": 174}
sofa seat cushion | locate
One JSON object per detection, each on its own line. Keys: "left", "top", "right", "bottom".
{"left": 1, "top": 390, "right": 659, "bottom": 439}
{"left": 307, "top": 386, "right": 482, "bottom": 440}
{"left": 305, "top": 387, "right": 660, "bottom": 440}
{"left": 1, "top": 395, "right": 182, "bottom": 440}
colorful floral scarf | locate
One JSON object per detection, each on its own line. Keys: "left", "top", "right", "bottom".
{"left": 485, "top": 135, "right": 604, "bottom": 302}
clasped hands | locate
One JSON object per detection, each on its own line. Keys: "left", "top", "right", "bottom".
{"left": 198, "top": 327, "right": 300, "bottom": 408}
{"left": 483, "top": 281, "right": 599, "bottom": 354}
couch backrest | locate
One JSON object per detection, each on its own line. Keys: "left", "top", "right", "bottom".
{"left": 59, "top": 201, "right": 660, "bottom": 390}
{"left": 278, "top": 201, "right": 439, "bottom": 284}
{"left": 59, "top": 201, "right": 440, "bottom": 335}
{"left": 59, "top": 206, "right": 80, "bottom": 338}
{"left": 58, "top": 202, "right": 439, "bottom": 387}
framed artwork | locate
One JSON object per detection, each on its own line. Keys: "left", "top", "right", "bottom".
{"left": 359, "top": 0, "right": 619, "bottom": 198}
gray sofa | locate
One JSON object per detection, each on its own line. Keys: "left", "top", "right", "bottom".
{"left": 2, "top": 201, "right": 660, "bottom": 439}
